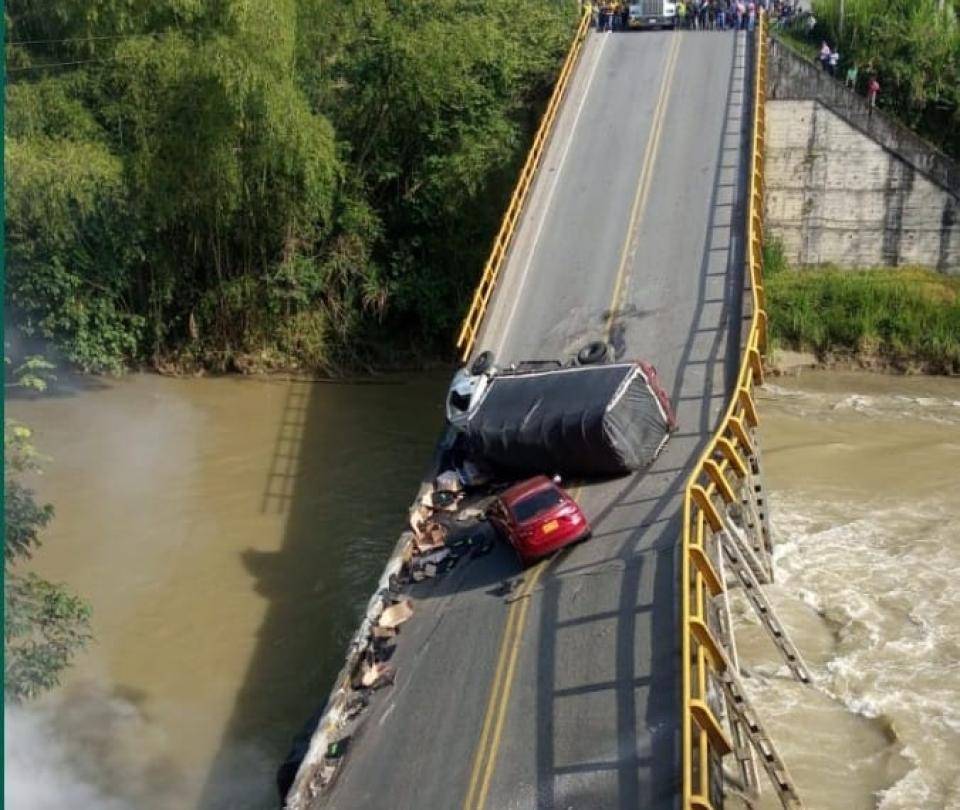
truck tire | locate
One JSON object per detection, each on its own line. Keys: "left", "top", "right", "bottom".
{"left": 470, "top": 350, "right": 495, "bottom": 376}
{"left": 577, "top": 341, "right": 609, "bottom": 366}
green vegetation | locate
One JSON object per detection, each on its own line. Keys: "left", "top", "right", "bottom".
{"left": 765, "top": 255, "right": 960, "bottom": 373}
{"left": 5, "top": 0, "right": 577, "bottom": 373}
{"left": 777, "top": 0, "right": 960, "bottom": 159}
{"left": 4, "top": 361, "right": 92, "bottom": 702}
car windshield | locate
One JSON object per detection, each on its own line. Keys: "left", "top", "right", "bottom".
{"left": 512, "top": 488, "right": 563, "bottom": 522}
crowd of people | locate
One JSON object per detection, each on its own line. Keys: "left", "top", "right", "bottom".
{"left": 586, "top": 0, "right": 884, "bottom": 111}
{"left": 675, "top": 0, "right": 760, "bottom": 31}
{"left": 769, "top": 0, "right": 814, "bottom": 32}
{"left": 588, "top": 0, "right": 768, "bottom": 32}
{"left": 818, "top": 41, "right": 882, "bottom": 108}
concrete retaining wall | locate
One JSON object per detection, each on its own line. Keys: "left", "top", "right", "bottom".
{"left": 765, "top": 38, "right": 960, "bottom": 272}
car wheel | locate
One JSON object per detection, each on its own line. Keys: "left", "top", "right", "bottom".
{"left": 470, "top": 350, "right": 496, "bottom": 377}
{"left": 577, "top": 341, "right": 609, "bottom": 366}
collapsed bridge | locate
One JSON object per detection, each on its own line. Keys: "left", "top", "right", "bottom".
{"left": 287, "top": 13, "right": 809, "bottom": 810}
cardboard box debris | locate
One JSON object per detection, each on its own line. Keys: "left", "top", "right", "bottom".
{"left": 378, "top": 599, "right": 413, "bottom": 630}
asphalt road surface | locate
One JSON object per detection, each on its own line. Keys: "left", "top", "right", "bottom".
{"left": 314, "top": 27, "right": 753, "bottom": 810}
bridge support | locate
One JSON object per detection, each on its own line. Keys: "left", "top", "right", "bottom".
{"left": 715, "top": 551, "right": 761, "bottom": 800}
{"left": 727, "top": 438, "right": 774, "bottom": 583}
{"left": 719, "top": 662, "right": 804, "bottom": 810}
{"left": 699, "top": 426, "right": 813, "bottom": 808}
{"left": 709, "top": 538, "right": 807, "bottom": 810}
{"left": 718, "top": 514, "right": 813, "bottom": 685}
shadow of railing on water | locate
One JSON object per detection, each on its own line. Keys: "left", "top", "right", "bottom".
{"left": 197, "top": 373, "right": 449, "bottom": 810}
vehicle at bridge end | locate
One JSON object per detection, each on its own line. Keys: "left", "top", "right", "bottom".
{"left": 487, "top": 475, "right": 590, "bottom": 565}
{"left": 628, "top": 0, "right": 678, "bottom": 29}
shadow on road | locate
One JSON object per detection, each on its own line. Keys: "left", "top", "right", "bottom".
{"left": 530, "top": 28, "right": 752, "bottom": 809}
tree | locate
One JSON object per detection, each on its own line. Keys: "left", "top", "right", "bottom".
{"left": 3, "top": 368, "right": 91, "bottom": 702}
{"left": 4, "top": 0, "right": 578, "bottom": 371}
{"left": 811, "top": 0, "right": 960, "bottom": 158}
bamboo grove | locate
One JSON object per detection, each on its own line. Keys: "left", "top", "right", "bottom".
{"left": 5, "top": 0, "right": 577, "bottom": 372}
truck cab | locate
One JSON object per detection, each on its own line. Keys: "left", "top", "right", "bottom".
{"left": 628, "top": 0, "right": 678, "bottom": 28}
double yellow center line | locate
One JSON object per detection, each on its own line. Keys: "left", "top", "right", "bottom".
{"left": 462, "top": 559, "right": 549, "bottom": 810}
{"left": 462, "top": 31, "right": 683, "bottom": 810}
{"left": 604, "top": 30, "right": 683, "bottom": 340}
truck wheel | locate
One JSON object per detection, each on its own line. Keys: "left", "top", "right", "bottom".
{"left": 470, "top": 350, "right": 496, "bottom": 376}
{"left": 577, "top": 341, "right": 609, "bottom": 366}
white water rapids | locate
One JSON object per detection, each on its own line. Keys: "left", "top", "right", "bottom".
{"left": 738, "top": 371, "right": 960, "bottom": 810}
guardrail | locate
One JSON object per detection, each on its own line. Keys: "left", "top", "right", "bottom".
{"left": 455, "top": 9, "right": 591, "bottom": 362}
{"left": 680, "top": 14, "right": 769, "bottom": 810}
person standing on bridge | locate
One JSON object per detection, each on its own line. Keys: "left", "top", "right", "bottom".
{"left": 698, "top": 1, "right": 709, "bottom": 30}
{"left": 747, "top": 0, "right": 756, "bottom": 30}
{"left": 605, "top": 1, "right": 617, "bottom": 31}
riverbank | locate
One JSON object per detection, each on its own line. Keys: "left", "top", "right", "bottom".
{"left": 150, "top": 341, "right": 457, "bottom": 378}
{"left": 763, "top": 250, "right": 960, "bottom": 374}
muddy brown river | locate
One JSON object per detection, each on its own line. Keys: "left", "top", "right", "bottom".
{"left": 5, "top": 372, "right": 448, "bottom": 810}
{"left": 5, "top": 369, "right": 960, "bottom": 809}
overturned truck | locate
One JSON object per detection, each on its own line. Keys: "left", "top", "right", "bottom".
{"left": 460, "top": 361, "right": 678, "bottom": 478}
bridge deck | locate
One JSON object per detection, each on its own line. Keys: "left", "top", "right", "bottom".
{"left": 316, "top": 28, "right": 752, "bottom": 810}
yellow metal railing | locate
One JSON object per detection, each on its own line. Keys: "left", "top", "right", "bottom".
{"left": 681, "top": 14, "right": 768, "bottom": 810}
{"left": 455, "top": 10, "right": 592, "bottom": 362}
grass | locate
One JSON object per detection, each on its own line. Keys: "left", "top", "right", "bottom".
{"left": 764, "top": 254, "right": 960, "bottom": 373}
{"left": 772, "top": 25, "right": 819, "bottom": 62}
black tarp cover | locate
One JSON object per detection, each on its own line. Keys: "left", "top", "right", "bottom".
{"left": 464, "top": 363, "right": 671, "bottom": 477}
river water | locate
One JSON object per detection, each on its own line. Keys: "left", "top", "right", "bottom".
{"left": 740, "top": 371, "right": 960, "bottom": 810}
{"left": 5, "top": 370, "right": 959, "bottom": 809}
{"left": 4, "top": 372, "right": 448, "bottom": 810}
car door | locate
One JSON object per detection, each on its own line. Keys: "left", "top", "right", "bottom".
{"left": 487, "top": 498, "right": 510, "bottom": 538}
{"left": 487, "top": 499, "right": 515, "bottom": 547}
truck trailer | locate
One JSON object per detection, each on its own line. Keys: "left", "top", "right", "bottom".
{"left": 452, "top": 360, "right": 677, "bottom": 478}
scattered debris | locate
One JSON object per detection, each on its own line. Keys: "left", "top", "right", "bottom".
{"left": 360, "top": 660, "right": 395, "bottom": 690}
{"left": 422, "top": 488, "right": 458, "bottom": 511}
{"left": 435, "top": 469, "right": 462, "bottom": 493}
{"left": 313, "top": 737, "right": 351, "bottom": 791}
{"left": 411, "top": 547, "right": 455, "bottom": 581}
{"left": 287, "top": 468, "right": 507, "bottom": 802}
{"left": 343, "top": 695, "right": 368, "bottom": 721}
{"left": 378, "top": 599, "right": 413, "bottom": 630}
{"left": 413, "top": 520, "right": 448, "bottom": 554}
{"left": 371, "top": 624, "right": 398, "bottom": 640}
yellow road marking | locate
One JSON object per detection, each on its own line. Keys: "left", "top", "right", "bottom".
{"left": 463, "top": 32, "right": 683, "bottom": 810}
{"left": 473, "top": 560, "right": 548, "bottom": 809}
{"left": 604, "top": 30, "right": 683, "bottom": 341}
{"left": 462, "top": 595, "right": 522, "bottom": 810}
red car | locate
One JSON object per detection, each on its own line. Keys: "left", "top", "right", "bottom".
{"left": 487, "top": 476, "right": 591, "bottom": 565}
